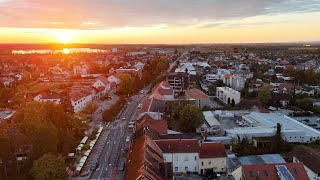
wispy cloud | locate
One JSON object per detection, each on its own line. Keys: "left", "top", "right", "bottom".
{"left": 0, "top": 0, "right": 319, "bottom": 29}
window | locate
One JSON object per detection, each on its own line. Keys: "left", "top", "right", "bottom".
{"left": 174, "top": 156, "right": 178, "bottom": 161}
{"left": 184, "top": 156, "right": 189, "bottom": 161}
{"left": 201, "top": 162, "right": 204, "bottom": 166}
{"left": 194, "top": 156, "right": 197, "bottom": 160}
{"left": 175, "top": 167, "right": 178, "bottom": 172}
{"left": 208, "top": 161, "right": 211, "bottom": 165}
{"left": 185, "top": 167, "right": 188, "bottom": 171}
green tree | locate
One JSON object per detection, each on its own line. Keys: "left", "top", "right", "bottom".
{"left": 271, "top": 123, "right": 285, "bottom": 153}
{"left": 258, "top": 84, "right": 271, "bottom": 107}
{"left": 178, "top": 104, "right": 204, "bottom": 132}
{"left": 118, "top": 73, "right": 134, "bottom": 95}
{"left": 31, "top": 153, "right": 66, "bottom": 180}
{"left": 208, "top": 80, "right": 224, "bottom": 95}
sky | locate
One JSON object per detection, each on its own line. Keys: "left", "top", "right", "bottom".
{"left": 0, "top": 0, "right": 320, "bottom": 44}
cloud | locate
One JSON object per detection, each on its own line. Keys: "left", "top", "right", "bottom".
{"left": 0, "top": 0, "right": 319, "bottom": 29}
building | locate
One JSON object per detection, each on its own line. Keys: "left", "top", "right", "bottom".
{"left": 289, "top": 146, "right": 320, "bottom": 180}
{"left": 92, "top": 76, "right": 111, "bottom": 94}
{"left": 205, "top": 74, "right": 220, "bottom": 83}
{"left": 227, "top": 112, "right": 320, "bottom": 143}
{"left": 197, "top": 111, "right": 221, "bottom": 134}
{"left": 111, "top": 48, "right": 118, "bottom": 53}
{"left": 33, "top": 93, "right": 61, "bottom": 104}
{"left": 232, "top": 162, "right": 309, "bottom": 180}
{"left": 124, "top": 130, "right": 170, "bottom": 180}
{"left": 216, "top": 87, "right": 241, "bottom": 105}
{"left": 199, "top": 143, "right": 227, "bottom": 175}
{"left": 185, "top": 88, "right": 210, "bottom": 108}
{"left": 70, "top": 88, "right": 95, "bottom": 112}
{"left": 223, "top": 75, "right": 246, "bottom": 91}
{"left": 155, "top": 139, "right": 200, "bottom": 173}
{"left": 163, "top": 72, "right": 189, "bottom": 95}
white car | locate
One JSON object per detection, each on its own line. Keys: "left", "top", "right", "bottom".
{"left": 125, "top": 137, "right": 130, "bottom": 142}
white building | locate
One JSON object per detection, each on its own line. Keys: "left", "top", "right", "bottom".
{"left": 206, "top": 74, "right": 220, "bottom": 83}
{"left": 227, "top": 112, "right": 320, "bottom": 143}
{"left": 155, "top": 139, "right": 200, "bottom": 173}
{"left": 223, "top": 75, "right": 246, "bottom": 91}
{"left": 197, "top": 111, "right": 221, "bottom": 134}
{"left": 70, "top": 89, "right": 95, "bottom": 113}
{"left": 216, "top": 87, "right": 241, "bottom": 105}
{"left": 111, "top": 48, "right": 118, "bottom": 53}
{"left": 34, "top": 93, "right": 61, "bottom": 104}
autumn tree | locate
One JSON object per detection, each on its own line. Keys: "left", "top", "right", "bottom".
{"left": 83, "top": 101, "right": 98, "bottom": 115}
{"left": 31, "top": 153, "right": 66, "bottom": 180}
{"left": 118, "top": 73, "right": 134, "bottom": 95}
{"left": 258, "top": 84, "right": 271, "bottom": 107}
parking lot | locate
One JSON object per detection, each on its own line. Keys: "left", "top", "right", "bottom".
{"left": 293, "top": 116, "right": 320, "bottom": 130}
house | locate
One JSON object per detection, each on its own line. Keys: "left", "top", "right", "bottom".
{"left": 232, "top": 162, "right": 309, "bottom": 180}
{"left": 223, "top": 75, "right": 246, "bottom": 91}
{"left": 107, "top": 75, "right": 120, "bottom": 88}
{"left": 288, "top": 146, "right": 320, "bottom": 180}
{"left": 70, "top": 88, "right": 95, "bottom": 112}
{"left": 216, "top": 87, "right": 241, "bottom": 105}
{"left": 185, "top": 88, "right": 210, "bottom": 108}
{"left": 199, "top": 143, "right": 227, "bottom": 175}
{"left": 92, "top": 76, "right": 111, "bottom": 94}
{"left": 155, "top": 139, "right": 200, "bottom": 173}
{"left": 34, "top": 93, "right": 61, "bottom": 104}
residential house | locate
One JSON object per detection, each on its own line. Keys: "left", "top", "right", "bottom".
{"left": 92, "top": 76, "right": 111, "bottom": 95}
{"left": 199, "top": 143, "right": 227, "bottom": 175}
{"left": 155, "top": 139, "right": 200, "bottom": 173}
{"left": 70, "top": 88, "right": 95, "bottom": 112}
{"left": 107, "top": 75, "right": 120, "bottom": 88}
{"left": 289, "top": 146, "right": 320, "bottom": 180}
{"left": 163, "top": 72, "right": 190, "bottom": 95}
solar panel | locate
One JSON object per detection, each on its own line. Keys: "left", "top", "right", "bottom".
{"left": 276, "top": 165, "right": 295, "bottom": 180}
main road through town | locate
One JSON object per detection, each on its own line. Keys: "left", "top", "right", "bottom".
{"left": 90, "top": 89, "right": 148, "bottom": 180}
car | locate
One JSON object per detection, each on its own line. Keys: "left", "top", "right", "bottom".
{"left": 125, "top": 136, "right": 130, "bottom": 142}
{"left": 90, "top": 161, "right": 99, "bottom": 171}
{"left": 138, "top": 104, "right": 142, "bottom": 108}
{"left": 122, "top": 117, "right": 126, "bottom": 121}
{"left": 140, "top": 90, "right": 144, "bottom": 94}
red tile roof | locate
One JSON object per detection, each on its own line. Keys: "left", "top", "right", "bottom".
{"left": 185, "top": 88, "right": 208, "bottom": 99}
{"left": 97, "top": 76, "right": 109, "bottom": 85}
{"left": 38, "top": 92, "right": 61, "bottom": 100}
{"left": 241, "top": 162, "right": 308, "bottom": 180}
{"left": 288, "top": 146, "right": 320, "bottom": 174}
{"left": 199, "top": 143, "right": 227, "bottom": 159}
{"left": 124, "top": 131, "right": 164, "bottom": 180}
{"left": 224, "top": 74, "right": 233, "bottom": 78}
{"left": 148, "top": 81, "right": 174, "bottom": 100}
{"left": 136, "top": 114, "right": 168, "bottom": 135}
{"left": 155, "top": 139, "right": 200, "bottom": 153}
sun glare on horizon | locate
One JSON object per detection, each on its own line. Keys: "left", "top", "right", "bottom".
{"left": 63, "top": 48, "right": 70, "bottom": 54}
{"left": 55, "top": 31, "right": 74, "bottom": 44}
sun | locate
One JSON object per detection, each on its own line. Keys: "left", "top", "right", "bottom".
{"left": 55, "top": 31, "right": 74, "bottom": 44}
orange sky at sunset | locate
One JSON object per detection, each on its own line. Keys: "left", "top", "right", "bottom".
{"left": 0, "top": 0, "right": 320, "bottom": 44}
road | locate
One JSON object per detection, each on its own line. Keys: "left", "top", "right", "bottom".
{"left": 89, "top": 89, "right": 149, "bottom": 180}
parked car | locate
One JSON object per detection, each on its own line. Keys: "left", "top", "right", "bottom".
{"left": 125, "top": 136, "right": 130, "bottom": 142}
{"left": 90, "top": 161, "right": 99, "bottom": 171}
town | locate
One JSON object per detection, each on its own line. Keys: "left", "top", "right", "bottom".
{"left": 0, "top": 43, "right": 320, "bottom": 180}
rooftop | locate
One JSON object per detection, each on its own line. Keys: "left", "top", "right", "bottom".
{"left": 185, "top": 88, "right": 208, "bottom": 99}
{"left": 199, "top": 143, "right": 227, "bottom": 159}
{"left": 155, "top": 139, "right": 200, "bottom": 153}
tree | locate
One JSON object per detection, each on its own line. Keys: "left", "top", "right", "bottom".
{"left": 271, "top": 123, "right": 285, "bottom": 153}
{"left": 208, "top": 80, "right": 224, "bottom": 95}
{"left": 178, "top": 104, "right": 204, "bottom": 132}
{"left": 258, "top": 84, "right": 271, "bottom": 107}
{"left": 118, "top": 73, "right": 134, "bottom": 95}
{"left": 83, "top": 101, "right": 98, "bottom": 115}
{"left": 0, "top": 137, "right": 12, "bottom": 180}
{"left": 31, "top": 153, "right": 66, "bottom": 180}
